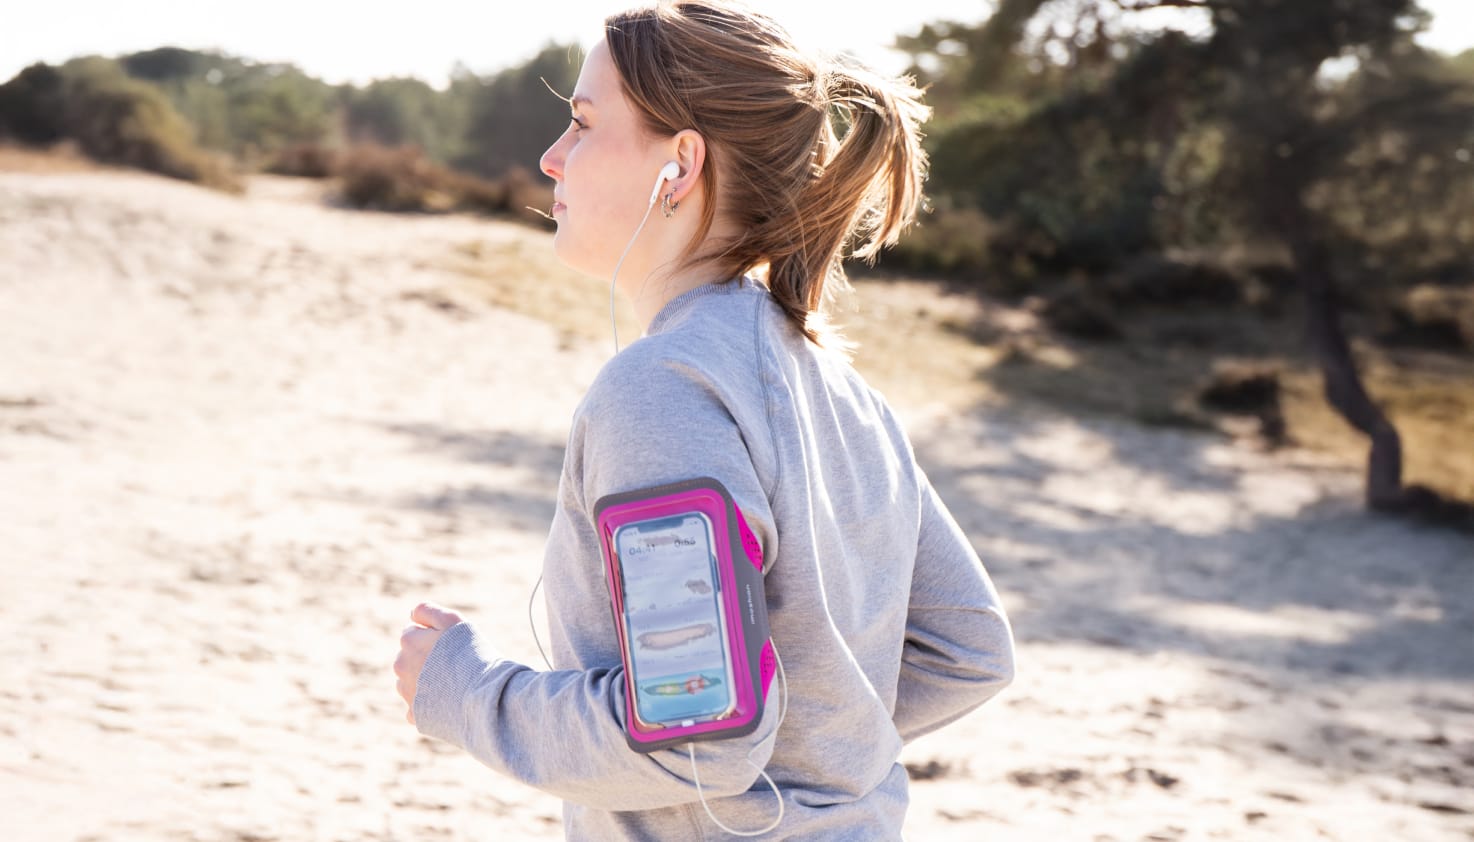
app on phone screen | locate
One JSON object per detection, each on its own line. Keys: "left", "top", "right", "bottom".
{"left": 616, "top": 513, "right": 733, "bottom": 725}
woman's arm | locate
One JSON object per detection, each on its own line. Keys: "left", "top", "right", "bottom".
{"left": 892, "top": 471, "right": 1016, "bottom": 743}
{"left": 412, "top": 625, "right": 780, "bottom": 810}
{"left": 412, "top": 349, "right": 781, "bottom": 810}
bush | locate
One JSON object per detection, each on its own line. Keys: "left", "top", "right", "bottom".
{"left": 337, "top": 144, "right": 448, "bottom": 211}
{"left": 1104, "top": 255, "right": 1245, "bottom": 308}
{"left": 1376, "top": 284, "right": 1474, "bottom": 353}
{"left": 265, "top": 142, "right": 340, "bottom": 178}
{"left": 1196, "top": 360, "right": 1288, "bottom": 445}
{"left": 883, "top": 206, "right": 995, "bottom": 276}
{"left": 1038, "top": 284, "right": 1124, "bottom": 340}
{"left": 0, "top": 63, "right": 67, "bottom": 144}
{"left": 334, "top": 144, "right": 550, "bottom": 224}
{"left": 500, "top": 166, "right": 553, "bottom": 224}
{"left": 1197, "top": 361, "right": 1282, "bottom": 414}
{"left": 0, "top": 58, "right": 239, "bottom": 191}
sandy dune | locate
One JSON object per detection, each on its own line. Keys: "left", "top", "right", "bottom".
{"left": 1, "top": 169, "right": 1470, "bottom": 841}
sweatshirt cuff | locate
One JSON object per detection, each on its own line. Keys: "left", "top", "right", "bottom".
{"left": 413, "top": 621, "right": 502, "bottom": 745}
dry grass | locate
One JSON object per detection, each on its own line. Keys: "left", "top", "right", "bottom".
{"left": 0, "top": 141, "right": 109, "bottom": 173}
{"left": 966, "top": 297, "right": 1474, "bottom": 506}
{"left": 431, "top": 235, "right": 646, "bottom": 350}
{"left": 1280, "top": 348, "right": 1474, "bottom": 502}
{"left": 432, "top": 239, "right": 1003, "bottom": 410}
{"left": 436, "top": 237, "right": 1474, "bottom": 508}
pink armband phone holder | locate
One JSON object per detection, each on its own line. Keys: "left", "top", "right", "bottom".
{"left": 594, "top": 477, "right": 777, "bottom": 754}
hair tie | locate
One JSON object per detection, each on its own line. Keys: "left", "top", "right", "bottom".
{"left": 806, "top": 63, "right": 833, "bottom": 108}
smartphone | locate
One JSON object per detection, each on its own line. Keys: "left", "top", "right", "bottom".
{"left": 612, "top": 511, "right": 737, "bottom": 729}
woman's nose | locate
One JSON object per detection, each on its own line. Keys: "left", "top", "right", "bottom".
{"left": 539, "top": 137, "right": 564, "bottom": 182}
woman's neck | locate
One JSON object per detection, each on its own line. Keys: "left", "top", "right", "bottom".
{"left": 628, "top": 267, "right": 728, "bottom": 334}
{"left": 625, "top": 226, "right": 746, "bottom": 335}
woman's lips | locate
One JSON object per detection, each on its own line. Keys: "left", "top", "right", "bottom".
{"left": 551, "top": 202, "right": 566, "bottom": 215}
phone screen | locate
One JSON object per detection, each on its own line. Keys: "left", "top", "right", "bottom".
{"left": 614, "top": 512, "right": 734, "bottom": 727}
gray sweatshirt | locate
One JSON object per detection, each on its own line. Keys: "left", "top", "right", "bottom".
{"left": 414, "top": 276, "right": 1015, "bottom": 840}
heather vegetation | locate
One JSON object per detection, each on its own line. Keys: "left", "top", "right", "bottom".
{"left": 0, "top": 43, "right": 577, "bottom": 218}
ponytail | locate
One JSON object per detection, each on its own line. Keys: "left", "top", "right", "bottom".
{"left": 606, "top": 2, "right": 932, "bottom": 357}
{"left": 765, "top": 60, "right": 931, "bottom": 355}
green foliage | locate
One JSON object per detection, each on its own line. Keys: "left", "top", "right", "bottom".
{"left": 0, "top": 41, "right": 586, "bottom": 223}
{"left": 0, "top": 42, "right": 584, "bottom": 207}
{"left": 223, "top": 65, "right": 337, "bottom": 164}
{"left": 912, "top": 38, "right": 1192, "bottom": 273}
{"left": 927, "top": 96, "right": 1164, "bottom": 270}
{"left": 883, "top": 0, "right": 1474, "bottom": 305}
{"left": 884, "top": 204, "right": 997, "bottom": 277}
{"left": 105, "top": 47, "right": 338, "bottom": 163}
{"left": 345, "top": 77, "right": 465, "bottom": 163}
{"left": 120, "top": 46, "right": 222, "bottom": 81}
{"left": 455, "top": 44, "right": 581, "bottom": 179}
{"left": 0, "top": 57, "right": 237, "bottom": 189}
{"left": 112, "top": 48, "right": 299, "bottom": 158}
{"left": 0, "top": 63, "right": 67, "bottom": 144}
{"left": 1300, "top": 50, "right": 1474, "bottom": 289}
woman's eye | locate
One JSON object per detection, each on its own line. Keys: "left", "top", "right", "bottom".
{"left": 570, "top": 117, "right": 587, "bottom": 133}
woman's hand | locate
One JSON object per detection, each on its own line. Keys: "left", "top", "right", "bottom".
{"left": 394, "top": 601, "right": 464, "bottom": 725}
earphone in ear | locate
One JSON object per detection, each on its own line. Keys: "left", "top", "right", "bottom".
{"left": 605, "top": 160, "right": 685, "bottom": 358}
{"left": 648, "top": 161, "right": 681, "bottom": 206}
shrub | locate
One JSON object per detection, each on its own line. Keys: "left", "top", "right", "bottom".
{"left": 500, "top": 165, "right": 553, "bottom": 225}
{"left": 1104, "top": 255, "right": 1244, "bottom": 308}
{"left": 0, "top": 63, "right": 67, "bottom": 144}
{"left": 334, "top": 144, "right": 549, "bottom": 224}
{"left": 1197, "top": 361, "right": 1282, "bottom": 414}
{"left": 337, "top": 144, "right": 445, "bottom": 211}
{"left": 1196, "top": 361, "right": 1288, "bottom": 445}
{"left": 0, "top": 58, "right": 239, "bottom": 191}
{"left": 1376, "top": 284, "right": 1474, "bottom": 353}
{"left": 883, "top": 206, "right": 995, "bottom": 276}
{"left": 265, "top": 142, "right": 340, "bottom": 178}
{"left": 1039, "top": 285, "right": 1124, "bottom": 340}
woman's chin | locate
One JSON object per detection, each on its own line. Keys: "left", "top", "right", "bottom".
{"left": 549, "top": 237, "right": 606, "bottom": 280}
{"left": 549, "top": 230, "right": 573, "bottom": 264}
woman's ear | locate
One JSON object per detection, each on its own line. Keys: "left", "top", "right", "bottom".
{"left": 669, "top": 129, "right": 707, "bottom": 204}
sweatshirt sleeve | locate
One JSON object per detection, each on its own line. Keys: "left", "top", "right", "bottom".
{"left": 892, "top": 468, "right": 1016, "bottom": 743}
{"left": 411, "top": 347, "right": 781, "bottom": 811}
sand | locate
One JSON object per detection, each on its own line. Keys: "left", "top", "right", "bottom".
{"left": 1, "top": 168, "right": 1470, "bottom": 841}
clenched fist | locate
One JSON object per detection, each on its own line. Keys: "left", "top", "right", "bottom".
{"left": 394, "top": 601, "right": 464, "bottom": 725}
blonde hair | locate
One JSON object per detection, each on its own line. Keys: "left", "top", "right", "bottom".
{"left": 604, "top": 0, "right": 931, "bottom": 356}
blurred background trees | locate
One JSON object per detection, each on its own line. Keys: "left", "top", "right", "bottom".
{"left": 0, "top": 41, "right": 577, "bottom": 212}
{"left": 883, "top": 0, "right": 1474, "bottom": 519}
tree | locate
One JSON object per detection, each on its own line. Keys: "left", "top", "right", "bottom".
{"left": 907, "top": 0, "right": 1474, "bottom": 511}
{"left": 455, "top": 44, "right": 581, "bottom": 179}
{"left": 345, "top": 77, "right": 464, "bottom": 162}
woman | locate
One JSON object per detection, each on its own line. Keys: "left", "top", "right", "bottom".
{"left": 394, "top": 2, "right": 1015, "bottom": 838}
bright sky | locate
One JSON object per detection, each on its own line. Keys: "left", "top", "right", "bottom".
{"left": 2, "top": 0, "right": 1471, "bottom": 89}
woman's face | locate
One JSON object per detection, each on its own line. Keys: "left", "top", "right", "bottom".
{"left": 538, "top": 38, "right": 667, "bottom": 279}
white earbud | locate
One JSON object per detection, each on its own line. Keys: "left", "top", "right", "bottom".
{"left": 604, "top": 161, "right": 684, "bottom": 357}
{"left": 648, "top": 160, "right": 681, "bottom": 205}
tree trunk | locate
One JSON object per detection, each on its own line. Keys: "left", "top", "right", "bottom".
{"left": 1282, "top": 220, "right": 1405, "bottom": 510}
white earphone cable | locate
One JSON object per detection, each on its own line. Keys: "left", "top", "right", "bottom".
{"left": 528, "top": 572, "right": 553, "bottom": 670}
{"left": 533, "top": 574, "right": 789, "bottom": 834}
{"left": 688, "top": 640, "right": 787, "bottom": 837}
{"left": 610, "top": 162, "right": 676, "bottom": 355}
